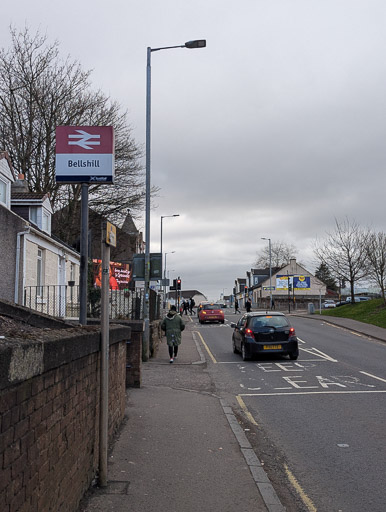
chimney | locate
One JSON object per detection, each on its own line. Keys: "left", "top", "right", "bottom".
{"left": 11, "top": 173, "right": 29, "bottom": 193}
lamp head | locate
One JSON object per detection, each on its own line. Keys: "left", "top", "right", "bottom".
{"left": 185, "top": 40, "right": 206, "bottom": 49}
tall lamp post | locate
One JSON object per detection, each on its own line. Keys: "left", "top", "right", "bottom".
{"left": 262, "top": 237, "right": 272, "bottom": 309}
{"left": 164, "top": 251, "right": 175, "bottom": 303}
{"left": 160, "top": 214, "right": 179, "bottom": 275}
{"left": 143, "top": 39, "right": 206, "bottom": 360}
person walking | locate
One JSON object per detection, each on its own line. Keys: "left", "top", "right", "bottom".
{"left": 161, "top": 305, "right": 185, "bottom": 363}
{"left": 183, "top": 300, "right": 189, "bottom": 316}
{"left": 235, "top": 298, "right": 240, "bottom": 314}
{"left": 189, "top": 297, "right": 195, "bottom": 315}
{"left": 246, "top": 297, "right": 252, "bottom": 313}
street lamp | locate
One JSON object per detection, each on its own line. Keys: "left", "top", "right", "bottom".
{"left": 160, "top": 214, "right": 179, "bottom": 267}
{"left": 162, "top": 251, "right": 175, "bottom": 308}
{"left": 164, "top": 251, "right": 175, "bottom": 281}
{"left": 261, "top": 238, "right": 272, "bottom": 309}
{"left": 143, "top": 39, "right": 206, "bottom": 360}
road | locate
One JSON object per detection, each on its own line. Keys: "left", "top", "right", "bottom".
{"left": 189, "top": 310, "right": 386, "bottom": 512}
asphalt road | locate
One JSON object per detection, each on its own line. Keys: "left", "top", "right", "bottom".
{"left": 191, "top": 311, "right": 386, "bottom": 512}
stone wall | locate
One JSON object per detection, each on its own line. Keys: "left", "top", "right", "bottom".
{"left": 0, "top": 324, "right": 130, "bottom": 512}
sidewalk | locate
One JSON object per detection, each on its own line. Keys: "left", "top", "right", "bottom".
{"left": 78, "top": 319, "right": 284, "bottom": 512}
{"left": 292, "top": 311, "right": 386, "bottom": 343}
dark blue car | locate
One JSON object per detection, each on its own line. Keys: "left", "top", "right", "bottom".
{"left": 231, "top": 311, "right": 299, "bottom": 361}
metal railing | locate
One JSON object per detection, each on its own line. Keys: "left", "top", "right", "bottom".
{"left": 24, "top": 285, "right": 80, "bottom": 318}
{"left": 23, "top": 285, "right": 151, "bottom": 320}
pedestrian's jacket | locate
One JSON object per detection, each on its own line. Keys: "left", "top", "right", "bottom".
{"left": 161, "top": 310, "right": 185, "bottom": 345}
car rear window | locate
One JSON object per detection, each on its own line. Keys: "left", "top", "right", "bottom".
{"left": 203, "top": 304, "right": 222, "bottom": 310}
{"left": 249, "top": 316, "right": 289, "bottom": 329}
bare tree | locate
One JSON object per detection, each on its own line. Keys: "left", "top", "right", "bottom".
{"left": 314, "top": 218, "right": 370, "bottom": 303}
{"left": 255, "top": 241, "right": 298, "bottom": 268}
{"left": 0, "top": 27, "right": 147, "bottom": 231}
{"left": 365, "top": 231, "right": 386, "bottom": 302}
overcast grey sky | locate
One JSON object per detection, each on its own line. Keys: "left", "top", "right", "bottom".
{"left": 2, "top": 1, "right": 386, "bottom": 299}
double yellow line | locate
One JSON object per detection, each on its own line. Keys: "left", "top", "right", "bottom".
{"left": 193, "top": 330, "right": 217, "bottom": 364}
{"left": 195, "top": 328, "right": 317, "bottom": 512}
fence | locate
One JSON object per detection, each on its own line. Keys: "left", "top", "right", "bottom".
{"left": 23, "top": 285, "right": 152, "bottom": 320}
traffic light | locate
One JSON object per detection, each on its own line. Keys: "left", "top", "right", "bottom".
{"left": 177, "top": 278, "right": 182, "bottom": 290}
{"left": 170, "top": 279, "right": 177, "bottom": 291}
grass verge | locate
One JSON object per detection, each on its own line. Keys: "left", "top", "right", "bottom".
{"left": 321, "top": 298, "right": 386, "bottom": 328}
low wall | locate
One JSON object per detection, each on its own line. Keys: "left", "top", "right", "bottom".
{"left": 0, "top": 324, "right": 131, "bottom": 512}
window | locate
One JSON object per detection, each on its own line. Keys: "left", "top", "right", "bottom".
{"left": 30, "top": 207, "right": 38, "bottom": 225}
{"left": 70, "top": 263, "right": 75, "bottom": 282}
{"left": 37, "top": 248, "right": 44, "bottom": 296}
{"left": 0, "top": 179, "right": 8, "bottom": 206}
{"left": 42, "top": 211, "right": 50, "bottom": 233}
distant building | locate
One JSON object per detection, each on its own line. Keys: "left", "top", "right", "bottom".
{"left": 252, "top": 258, "right": 326, "bottom": 309}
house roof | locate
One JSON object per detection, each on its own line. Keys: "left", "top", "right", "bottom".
{"left": 251, "top": 267, "right": 281, "bottom": 275}
{"left": 11, "top": 191, "right": 50, "bottom": 201}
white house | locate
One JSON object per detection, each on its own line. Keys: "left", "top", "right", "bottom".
{"left": 0, "top": 152, "right": 80, "bottom": 317}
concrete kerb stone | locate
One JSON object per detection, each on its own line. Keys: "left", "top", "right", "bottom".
{"left": 220, "top": 399, "right": 285, "bottom": 512}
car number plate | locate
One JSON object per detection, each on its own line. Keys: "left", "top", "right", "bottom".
{"left": 263, "top": 344, "right": 282, "bottom": 350}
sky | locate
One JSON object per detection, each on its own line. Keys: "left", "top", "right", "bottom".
{"left": 2, "top": 1, "right": 386, "bottom": 300}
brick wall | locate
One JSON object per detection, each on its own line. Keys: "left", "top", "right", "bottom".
{"left": 0, "top": 325, "right": 130, "bottom": 512}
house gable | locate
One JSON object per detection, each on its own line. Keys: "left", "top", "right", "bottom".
{"left": 0, "top": 152, "right": 16, "bottom": 209}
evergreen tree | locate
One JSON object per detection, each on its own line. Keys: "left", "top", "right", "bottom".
{"left": 315, "top": 262, "right": 338, "bottom": 292}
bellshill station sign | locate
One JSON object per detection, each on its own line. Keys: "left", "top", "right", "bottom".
{"left": 55, "top": 126, "right": 115, "bottom": 183}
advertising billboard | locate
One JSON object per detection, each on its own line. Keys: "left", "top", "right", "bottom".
{"left": 93, "top": 259, "right": 131, "bottom": 290}
{"left": 276, "top": 275, "right": 311, "bottom": 291}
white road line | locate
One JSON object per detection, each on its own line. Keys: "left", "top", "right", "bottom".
{"left": 360, "top": 371, "right": 386, "bottom": 384}
{"left": 300, "top": 347, "right": 338, "bottom": 362}
{"left": 240, "top": 390, "right": 386, "bottom": 397}
{"left": 297, "top": 337, "right": 307, "bottom": 344}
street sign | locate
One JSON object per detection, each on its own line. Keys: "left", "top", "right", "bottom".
{"left": 106, "top": 221, "right": 117, "bottom": 247}
{"left": 132, "top": 253, "right": 162, "bottom": 280}
{"left": 55, "top": 126, "right": 115, "bottom": 183}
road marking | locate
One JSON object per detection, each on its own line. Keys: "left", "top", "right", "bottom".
{"left": 300, "top": 347, "right": 338, "bottom": 362}
{"left": 360, "top": 371, "right": 386, "bottom": 384}
{"left": 240, "top": 390, "right": 386, "bottom": 397}
{"left": 284, "top": 463, "right": 317, "bottom": 512}
{"left": 193, "top": 331, "right": 217, "bottom": 364}
{"left": 297, "top": 337, "right": 307, "bottom": 344}
{"left": 236, "top": 395, "right": 258, "bottom": 425}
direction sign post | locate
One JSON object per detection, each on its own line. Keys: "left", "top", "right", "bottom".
{"left": 56, "top": 126, "right": 115, "bottom": 325}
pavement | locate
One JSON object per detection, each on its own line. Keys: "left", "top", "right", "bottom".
{"left": 291, "top": 310, "right": 386, "bottom": 343}
{"left": 78, "top": 316, "right": 284, "bottom": 512}
{"left": 78, "top": 311, "right": 386, "bottom": 512}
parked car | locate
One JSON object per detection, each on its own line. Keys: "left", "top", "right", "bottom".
{"left": 323, "top": 300, "right": 336, "bottom": 309}
{"left": 231, "top": 312, "right": 298, "bottom": 361}
{"left": 198, "top": 303, "right": 225, "bottom": 324}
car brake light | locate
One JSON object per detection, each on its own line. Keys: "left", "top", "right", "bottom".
{"left": 245, "top": 328, "right": 255, "bottom": 338}
{"left": 289, "top": 327, "right": 295, "bottom": 335}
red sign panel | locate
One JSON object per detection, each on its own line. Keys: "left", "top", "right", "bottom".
{"left": 56, "top": 126, "right": 114, "bottom": 154}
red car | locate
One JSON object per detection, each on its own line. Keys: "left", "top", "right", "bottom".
{"left": 198, "top": 303, "right": 225, "bottom": 324}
